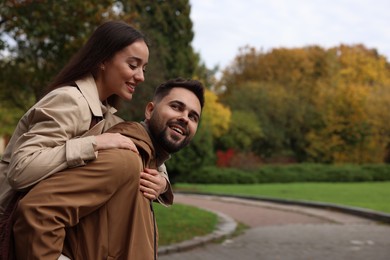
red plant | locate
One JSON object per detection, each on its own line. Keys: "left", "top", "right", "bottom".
{"left": 216, "top": 149, "right": 235, "bottom": 167}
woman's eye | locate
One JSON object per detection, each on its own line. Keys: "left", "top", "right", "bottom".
{"left": 129, "top": 64, "right": 137, "bottom": 70}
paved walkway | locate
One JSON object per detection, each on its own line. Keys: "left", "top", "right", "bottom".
{"left": 159, "top": 194, "right": 390, "bottom": 260}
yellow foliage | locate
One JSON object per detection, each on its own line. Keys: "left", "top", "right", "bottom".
{"left": 308, "top": 82, "right": 390, "bottom": 163}
{"left": 221, "top": 43, "right": 390, "bottom": 163}
{"left": 336, "top": 44, "right": 390, "bottom": 86}
{"left": 202, "top": 89, "right": 231, "bottom": 138}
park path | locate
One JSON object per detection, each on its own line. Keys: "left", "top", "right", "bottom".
{"left": 158, "top": 194, "right": 390, "bottom": 260}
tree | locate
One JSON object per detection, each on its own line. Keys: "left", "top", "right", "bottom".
{"left": 118, "top": 0, "right": 198, "bottom": 121}
{"left": 217, "top": 110, "right": 262, "bottom": 152}
{"left": 0, "top": 0, "right": 132, "bottom": 135}
{"left": 307, "top": 45, "right": 390, "bottom": 163}
{"left": 217, "top": 44, "right": 390, "bottom": 163}
{"left": 201, "top": 89, "right": 231, "bottom": 138}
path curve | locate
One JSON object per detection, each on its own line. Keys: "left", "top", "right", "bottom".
{"left": 159, "top": 194, "right": 390, "bottom": 260}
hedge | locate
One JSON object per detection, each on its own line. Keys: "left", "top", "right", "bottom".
{"left": 176, "top": 164, "right": 390, "bottom": 184}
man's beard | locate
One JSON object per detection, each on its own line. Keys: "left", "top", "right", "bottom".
{"left": 149, "top": 119, "right": 191, "bottom": 153}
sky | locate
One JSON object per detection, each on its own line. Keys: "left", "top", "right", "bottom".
{"left": 189, "top": 0, "right": 390, "bottom": 71}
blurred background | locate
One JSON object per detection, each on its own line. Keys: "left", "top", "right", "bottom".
{"left": 1, "top": 0, "right": 390, "bottom": 184}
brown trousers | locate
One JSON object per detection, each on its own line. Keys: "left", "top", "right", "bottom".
{"left": 13, "top": 149, "right": 156, "bottom": 260}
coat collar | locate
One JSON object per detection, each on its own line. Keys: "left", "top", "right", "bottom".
{"left": 106, "top": 122, "right": 156, "bottom": 168}
{"left": 105, "top": 122, "right": 171, "bottom": 168}
{"left": 75, "top": 75, "right": 118, "bottom": 117}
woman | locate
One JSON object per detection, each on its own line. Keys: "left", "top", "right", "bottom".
{"left": 0, "top": 20, "right": 172, "bottom": 219}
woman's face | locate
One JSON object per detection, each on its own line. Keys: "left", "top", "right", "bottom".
{"left": 97, "top": 40, "right": 149, "bottom": 101}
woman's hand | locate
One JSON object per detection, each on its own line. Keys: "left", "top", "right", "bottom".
{"left": 140, "top": 168, "right": 168, "bottom": 200}
{"left": 94, "top": 133, "right": 138, "bottom": 153}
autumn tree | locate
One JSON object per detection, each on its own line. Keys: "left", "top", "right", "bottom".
{"left": 201, "top": 89, "right": 231, "bottom": 138}
{"left": 219, "top": 47, "right": 330, "bottom": 161}
{"left": 307, "top": 45, "right": 390, "bottom": 163}
{"left": 218, "top": 44, "right": 390, "bottom": 163}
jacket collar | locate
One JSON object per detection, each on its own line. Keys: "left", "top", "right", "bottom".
{"left": 106, "top": 122, "right": 156, "bottom": 167}
{"left": 106, "top": 122, "right": 171, "bottom": 168}
{"left": 75, "top": 75, "right": 118, "bottom": 117}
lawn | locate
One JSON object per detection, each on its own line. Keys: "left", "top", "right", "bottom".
{"left": 154, "top": 203, "right": 218, "bottom": 246}
{"left": 175, "top": 181, "right": 390, "bottom": 213}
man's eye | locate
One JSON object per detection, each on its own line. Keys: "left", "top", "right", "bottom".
{"left": 189, "top": 114, "right": 199, "bottom": 122}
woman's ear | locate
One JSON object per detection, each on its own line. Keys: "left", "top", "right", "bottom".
{"left": 145, "top": 102, "right": 155, "bottom": 120}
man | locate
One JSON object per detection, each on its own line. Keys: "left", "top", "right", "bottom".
{"left": 12, "top": 78, "right": 205, "bottom": 260}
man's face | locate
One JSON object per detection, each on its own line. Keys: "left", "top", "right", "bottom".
{"left": 145, "top": 87, "right": 201, "bottom": 153}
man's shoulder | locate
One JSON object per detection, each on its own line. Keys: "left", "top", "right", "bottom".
{"left": 106, "top": 122, "right": 150, "bottom": 144}
{"left": 107, "top": 122, "right": 155, "bottom": 160}
{"left": 106, "top": 122, "right": 143, "bottom": 134}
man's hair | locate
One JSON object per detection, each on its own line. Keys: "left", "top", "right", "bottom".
{"left": 153, "top": 78, "right": 205, "bottom": 109}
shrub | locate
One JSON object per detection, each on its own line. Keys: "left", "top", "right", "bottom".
{"left": 178, "top": 164, "right": 390, "bottom": 184}
{"left": 177, "top": 166, "right": 257, "bottom": 184}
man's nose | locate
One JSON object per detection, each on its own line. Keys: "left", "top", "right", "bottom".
{"left": 177, "top": 112, "right": 190, "bottom": 123}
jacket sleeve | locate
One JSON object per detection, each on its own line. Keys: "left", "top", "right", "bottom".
{"left": 7, "top": 88, "right": 97, "bottom": 190}
{"left": 156, "top": 163, "right": 174, "bottom": 206}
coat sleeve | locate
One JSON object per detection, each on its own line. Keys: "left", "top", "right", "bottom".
{"left": 156, "top": 163, "right": 174, "bottom": 206}
{"left": 7, "top": 88, "right": 97, "bottom": 190}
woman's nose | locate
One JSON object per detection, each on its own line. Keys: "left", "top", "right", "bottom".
{"left": 134, "top": 69, "right": 145, "bottom": 82}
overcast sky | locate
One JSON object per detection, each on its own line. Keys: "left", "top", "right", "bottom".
{"left": 189, "top": 0, "right": 390, "bottom": 71}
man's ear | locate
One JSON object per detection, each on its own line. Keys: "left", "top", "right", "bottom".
{"left": 145, "top": 102, "right": 155, "bottom": 120}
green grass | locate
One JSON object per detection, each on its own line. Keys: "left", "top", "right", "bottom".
{"left": 154, "top": 203, "right": 218, "bottom": 246}
{"left": 175, "top": 182, "right": 390, "bottom": 213}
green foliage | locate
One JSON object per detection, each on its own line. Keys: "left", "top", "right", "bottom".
{"left": 0, "top": 0, "right": 125, "bottom": 99}
{"left": 0, "top": 0, "right": 133, "bottom": 132}
{"left": 178, "top": 164, "right": 390, "bottom": 184}
{"left": 0, "top": 105, "right": 25, "bottom": 136}
{"left": 217, "top": 110, "right": 262, "bottom": 152}
{"left": 177, "top": 166, "right": 258, "bottom": 184}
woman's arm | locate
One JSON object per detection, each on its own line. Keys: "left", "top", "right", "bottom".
{"left": 7, "top": 87, "right": 95, "bottom": 190}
